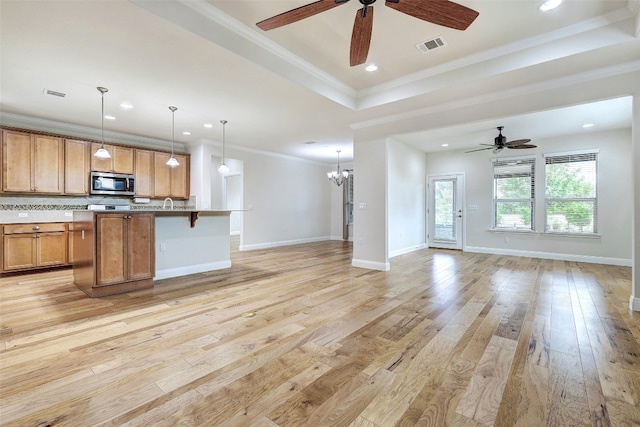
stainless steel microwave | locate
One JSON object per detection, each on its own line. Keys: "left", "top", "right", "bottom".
{"left": 90, "top": 171, "right": 135, "bottom": 196}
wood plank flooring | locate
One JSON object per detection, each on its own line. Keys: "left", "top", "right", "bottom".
{"left": 1, "top": 240, "right": 639, "bottom": 426}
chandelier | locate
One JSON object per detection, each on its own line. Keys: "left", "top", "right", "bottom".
{"left": 327, "top": 150, "right": 349, "bottom": 186}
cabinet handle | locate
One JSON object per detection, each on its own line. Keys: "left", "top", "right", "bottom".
{"left": 32, "top": 225, "right": 40, "bottom": 231}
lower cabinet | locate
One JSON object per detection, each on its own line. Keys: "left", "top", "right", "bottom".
{"left": 73, "top": 212, "right": 155, "bottom": 297}
{"left": 2, "top": 223, "right": 68, "bottom": 272}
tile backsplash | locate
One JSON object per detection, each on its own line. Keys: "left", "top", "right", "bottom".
{"left": 0, "top": 195, "right": 194, "bottom": 223}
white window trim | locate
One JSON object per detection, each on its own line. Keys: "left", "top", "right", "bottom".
{"left": 543, "top": 149, "right": 598, "bottom": 235}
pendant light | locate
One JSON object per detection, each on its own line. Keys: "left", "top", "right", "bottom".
{"left": 94, "top": 87, "right": 111, "bottom": 159}
{"left": 166, "top": 106, "right": 179, "bottom": 168}
{"left": 328, "top": 150, "right": 349, "bottom": 186}
{"left": 218, "top": 119, "right": 229, "bottom": 174}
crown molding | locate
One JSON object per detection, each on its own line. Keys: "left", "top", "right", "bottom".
{"left": 351, "top": 60, "right": 640, "bottom": 130}
{"left": 0, "top": 112, "right": 185, "bottom": 152}
{"left": 131, "top": 0, "right": 357, "bottom": 109}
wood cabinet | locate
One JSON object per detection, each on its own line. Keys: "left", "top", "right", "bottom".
{"left": 2, "top": 223, "right": 67, "bottom": 272}
{"left": 73, "top": 212, "right": 155, "bottom": 297}
{"left": 2, "top": 130, "right": 64, "bottom": 194}
{"left": 154, "top": 152, "right": 189, "bottom": 199}
{"left": 134, "top": 149, "right": 154, "bottom": 197}
{"left": 90, "top": 143, "right": 134, "bottom": 174}
{"left": 64, "top": 139, "right": 91, "bottom": 195}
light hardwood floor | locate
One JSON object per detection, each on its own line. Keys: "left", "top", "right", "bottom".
{"left": 1, "top": 241, "right": 639, "bottom": 426}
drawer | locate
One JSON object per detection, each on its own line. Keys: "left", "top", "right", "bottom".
{"left": 4, "top": 223, "right": 66, "bottom": 234}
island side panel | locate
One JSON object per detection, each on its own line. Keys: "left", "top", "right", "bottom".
{"left": 154, "top": 213, "right": 231, "bottom": 280}
{"left": 72, "top": 211, "right": 95, "bottom": 296}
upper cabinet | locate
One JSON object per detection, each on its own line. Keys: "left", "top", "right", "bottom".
{"left": 134, "top": 149, "right": 154, "bottom": 198}
{"left": 90, "top": 143, "right": 134, "bottom": 174}
{"left": 2, "top": 130, "right": 64, "bottom": 194}
{"left": 64, "top": 139, "right": 91, "bottom": 195}
{"left": 1, "top": 128, "right": 189, "bottom": 199}
{"left": 153, "top": 152, "right": 189, "bottom": 199}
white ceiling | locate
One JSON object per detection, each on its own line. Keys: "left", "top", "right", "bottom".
{"left": 1, "top": 0, "right": 639, "bottom": 164}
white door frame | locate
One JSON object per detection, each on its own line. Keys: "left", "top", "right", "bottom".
{"left": 427, "top": 173, "right": 465, "bottom": 250}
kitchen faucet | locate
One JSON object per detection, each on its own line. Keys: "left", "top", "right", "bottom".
{"left": 162, "top": 197, "right": 173, "bottom": 210}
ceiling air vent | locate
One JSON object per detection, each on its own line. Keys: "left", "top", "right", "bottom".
{"left": 416, "top": 36, "right": 447, "bottom": 54}
{"left": 43, "top": 88, "right": 66, "bottom": 98}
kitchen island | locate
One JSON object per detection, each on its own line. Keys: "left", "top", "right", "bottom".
{"left": 72, "top": 209, "right": 231, "bottom": 297}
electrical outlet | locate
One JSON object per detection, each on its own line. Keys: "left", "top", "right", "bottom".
{"left": 358, "top": 237, "right": 364, "bottom": 245}
{"left": 18, "top": 213, "right": 28, "bottom": 218}
{"left": 504, "top": 236, "right": 510, "bottom": 243}
{"left": 160, "top": 243, "right": 166, "bottom": 251}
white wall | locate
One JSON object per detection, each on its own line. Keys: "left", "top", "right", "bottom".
{"left": 424, "top": 128, "right": 632, "bottom": 264}
{"left": 352, "top": 138, "right": 389, "bottom": 271}
{"left": 223, "top": 147, "right": 332, "bottom": 250}
{"left": 388, "top": 140, "right": 427, "bottom": 257}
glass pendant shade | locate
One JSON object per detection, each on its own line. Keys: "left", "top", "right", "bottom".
{"left": 166, "top": 106, "right": 179, "bottom": 168}
{"left": 166, "top": 156, "right": 179, "bottom": 167}
{"left": 94, "top": 86, "right": 111, "bottom": 159}
{"left": 218, "top": 119, "right": 228, "bottom": 174}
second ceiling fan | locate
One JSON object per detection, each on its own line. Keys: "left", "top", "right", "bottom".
{"left": 256, "top": 0, "right": 480, "bottom": 66}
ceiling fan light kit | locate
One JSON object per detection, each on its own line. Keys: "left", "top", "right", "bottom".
{"left": 465, "top": 126, "right": 537, "bottom": 154}
{"left": 257, "top": 0, "right": 479, "bottom": 66}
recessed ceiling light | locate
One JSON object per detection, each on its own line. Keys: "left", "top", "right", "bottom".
{"left": 365, "top": 64, "right": 378, "bottom": 72}
{"left": 182, "top": 131, "right": 191, "bottom": 136}
{"left": 441, "top": 143, "right": 449, "bottom": 147}
{"left": 204, "top": 123, "right": 213, "bottom": 128}
{"left": 120, "top": 102, "right": 133, "bottom": 109}
{"left": 582, "top": 123, "right": 595, "bottom": 128}
{"left": 539, "top": 0, "right": 562, "bottom": 12}
{"left": 104, "top": 115, "right": 116, "bottom": 120}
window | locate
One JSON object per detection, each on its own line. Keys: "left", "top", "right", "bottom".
{"left": 492, "top": 157, "right": 535, "bottom": 230}
{"left": 344, "top": 173, "right": 354, "bottom": 225}
{"left": 544, "top": 151, "right": 597, "bottom": 234}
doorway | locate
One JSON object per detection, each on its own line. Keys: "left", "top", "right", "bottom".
{"left": 427, "top": 174, "right": 464, "bottom": 250}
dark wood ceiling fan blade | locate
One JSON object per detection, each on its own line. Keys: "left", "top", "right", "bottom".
{"left": 465, "top": 146, "right": 494, "bottom": 153}
{"left": 350, "top": 7, "right": 374, "bottom": 66}
{"left": 505, "top": 138, "right": 532, "bottom": 147}
{"left": 508, "top": 143, "right": 537, "bottom": 149}
{"left": 385, "top": 0, "right": 479, "bottom": 30}
{"left": 257, "top": 0, "right": 348, "bottom": 31}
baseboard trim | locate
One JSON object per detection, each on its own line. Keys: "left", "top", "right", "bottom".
{"left": 239, "top": 236, "right": 331, "bottom": 251}
{"left": 154, "top": 260, "right": 232, "bottom": 280}
{"left": 630, "top": 296, "right": 640, "bottom": 312}
{"left": 351, "top": 259, "right": 390, "bottom": 271}
{"left": 464, "top": 246, "right": 631, "bottom": 267}
{"left": 390, "top": 243, "right": 428, "bottom": 258}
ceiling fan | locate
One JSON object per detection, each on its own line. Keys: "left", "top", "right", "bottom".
{"left": 256, "top": 0, "right": 479, "bottom": 66}
{"left": 465, "top": 126, "right": 537, "bottom": 154}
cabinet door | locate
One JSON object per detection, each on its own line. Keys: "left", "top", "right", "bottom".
{"left": 153, "top": 152, "right": 171, "bottom": 198}
{"left": 170, "top": 154, "right": 189, "bottom": 199}
{"left": 2, "top": 130, "right": 33, "bottom": 192}
{"left": 96, "top": 214, "right": 127, "bottom": 286}
{"left": 3, "top": 234, "right": 37, "bottom": 271}
{"left": 33, "top": 134, "right": 64, "bottom": 193}
{"left": 90, "top": 143, "right": 114, "bottom": 172}
{"left": 113, "top": 146, "right": 134, "bottom": 174}
{"left": 134, "top": 149, "right": 154, "bottom": 197}
{"left": 127, "top": 213, "right": 154, "bottom": 281}
{"left": 65, "top": 139, "right": 90, "bottom": 195}
{"left": 37, "top": 232, "right": 67, "bottom": 267}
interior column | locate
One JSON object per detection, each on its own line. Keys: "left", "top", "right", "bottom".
{"left": 631, "top": 93, "right": 640, "bottom": 312}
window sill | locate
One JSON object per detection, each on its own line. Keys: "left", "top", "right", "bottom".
{"left": 489, "top": 228, "right": 536, "bottom": 234}
{"left": 541, "top": 231, "right": 601, "bottom": 239}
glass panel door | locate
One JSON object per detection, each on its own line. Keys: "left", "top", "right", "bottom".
{"left": 428, "top": 174, "right": 464, "bottom": 250}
